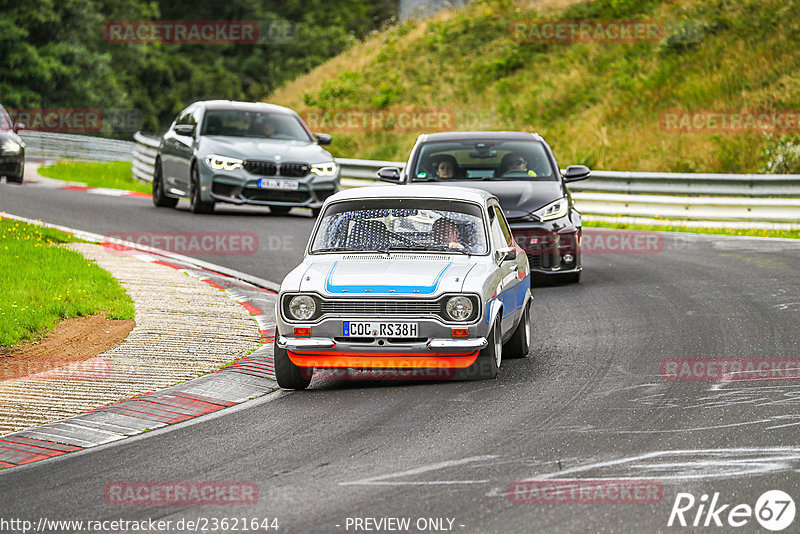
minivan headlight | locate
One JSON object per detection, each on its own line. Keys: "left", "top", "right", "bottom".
{"left": 206, "top": 154, "right": 243, "bottom": 171}
{"left": 532, "top": 197, "right": 568, "bottom": 221}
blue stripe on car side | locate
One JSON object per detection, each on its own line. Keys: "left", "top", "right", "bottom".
{"left": 325, "top": 261, "right": 453, "bottom": 295}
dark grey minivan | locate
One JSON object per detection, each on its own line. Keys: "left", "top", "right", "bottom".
{"left": 154, "top": 100, "right": 339, "bottom": 215}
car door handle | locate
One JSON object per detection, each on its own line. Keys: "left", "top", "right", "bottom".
{"left": 510, "top": 263, "right": 519, "bottom": 272}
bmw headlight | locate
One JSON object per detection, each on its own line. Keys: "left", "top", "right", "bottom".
{"left": 288, "top": 295, "right": 317, "bottom": 321}
{"left": 310, "top": 161, "right": 337, "bottom": 176}
{"left": 446, "top": 296, "right": 475, "bottom": 322}
{"left": 205, "top": 154, "right": 243, "bottom": 171}
{"left": 1, "top": 140, "right": 22, "bottom": 154}
{"left": 532, "top": 197, "right": 568, "bottom": 221}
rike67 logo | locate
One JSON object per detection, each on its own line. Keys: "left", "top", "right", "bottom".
{"left": 668, "top": 490, "right": 795, "bottom": 531}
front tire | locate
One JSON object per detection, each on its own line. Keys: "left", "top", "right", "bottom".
{"left": 457, "top": 317, "right": 501, "bottom": 380}
{"left": 189, "top": 164, "right": 214, "bottom": 214}
{"left": 6, "top": 161, "right": 24, "bottom": 184}
{"left": 152, "top": 160, "right": 178, "bottom": 208}
{"left": 504, "top": 301, "right": 531, "bottom": 359}
{"left": 273, "top": 338, "right": 313, "bottom": 390}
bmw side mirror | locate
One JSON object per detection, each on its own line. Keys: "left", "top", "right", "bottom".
{"left": 495, "top": 246, "right": 517, "bottom": 263}
{"left": 13, "top": 123, "right": 25, "bottom": 133}
{"left": 377, "top": 167, "right": 401, "bottom": 184}
{"left": 174, "top": 124, "right": 195, "bottom": 136}
{"left": 563, "top": 165, "right": 591, "bottom": 182}
{"left": 314, "top": 133, "right": 332, "bottom": 145}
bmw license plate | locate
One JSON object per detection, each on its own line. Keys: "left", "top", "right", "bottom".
{"left": 257, "top": 178, "right": 299, "bottom": 190}
{"left": 343, "top": 321, "right": 418, "bottom": 338}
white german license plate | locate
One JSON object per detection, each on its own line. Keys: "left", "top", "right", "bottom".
{"left": 343, "top": 321, "right": 419, "bottom": 338}
{"left": 257, "top": 178, "right": 299, "bottom": 190}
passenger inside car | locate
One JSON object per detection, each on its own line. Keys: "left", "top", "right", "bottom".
{"left": 430, "top": 155, "right": 459, "bottom": 179}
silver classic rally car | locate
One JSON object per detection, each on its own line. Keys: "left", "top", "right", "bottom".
{"left": 274, "top": 185, "right": 532, "bottom": 389}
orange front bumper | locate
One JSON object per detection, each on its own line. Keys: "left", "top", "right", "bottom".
{"left": 287, "top": 351, "right": 479, "bottom": 369}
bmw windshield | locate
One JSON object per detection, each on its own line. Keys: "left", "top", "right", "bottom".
{"left": 201, "top": 110, "right": 313, "bottom": 142}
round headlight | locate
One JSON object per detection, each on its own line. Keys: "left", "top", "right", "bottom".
{"left": 446, "top": 296, "right": 474, "bottom": 322}
{"left": 288, "top": 295, "right": 317, "bottom": 321}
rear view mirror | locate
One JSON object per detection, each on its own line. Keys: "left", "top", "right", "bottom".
{"left": 315, "top": 133, "right": 332, "bottom": 145}
{"left": 495, "top": 246, "right": 517, "bottom": 263}
{"left": 377, "top": 167, "right": 401, "bottom": 184}
{"left": 563, "top": 165, "right": 591, "bottom": 182}
{"left": 174, "top": 124, "right": 195, "bottom": 136}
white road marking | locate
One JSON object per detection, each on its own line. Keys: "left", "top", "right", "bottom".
{"left": 340, "top": 455, "right": 498, "bottom": 486}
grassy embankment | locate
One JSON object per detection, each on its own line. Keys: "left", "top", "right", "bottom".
{"left": 37, "top": 161, "right": 150, "bottom": 194}
{"left": 0, "top": 218, "right": 134, "bottom": 347}
{"left": 267, "top": 0, "right": 800, "bottom": 237}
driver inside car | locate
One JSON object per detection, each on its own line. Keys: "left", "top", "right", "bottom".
{"left": 497, "top": 152, "right": 537, "bottom": 177}
{"left": 431, "top": 217, "right": 465, "bottom": 249}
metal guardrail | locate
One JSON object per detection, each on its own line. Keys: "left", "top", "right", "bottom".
{"left": 131, "top": 134, "right": 800, "bottom": 224}
{"left": 132, "top": 132, "right": 160, "bottom": 183}
{"left": 20, "top": 131, "right": 134, "bottom": 162}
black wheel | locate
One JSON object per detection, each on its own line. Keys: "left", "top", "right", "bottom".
{"left": 457, "top": 317, "right": 501, "bottom": 380}
{"left": 269, "top": 206, "right": 291, "bottom": 216}
{"left": 6, "top": 161, "right": 23, "bottom": 184}
{"left": 189, "top": 164, "right": 214, "bottom": 214}
{"left": 273, "top": 338, "right": 313, "bottom": 390}
{"left": 504, "top": 301, "right": 531, "bottom": 359}
{"left": 152, "top": 159, "right": 178, "bottom": 208}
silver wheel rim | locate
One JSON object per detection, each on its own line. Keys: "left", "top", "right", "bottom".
{"left": 524, "top": 307, "right": 531, "bottom": 348}
{"left": 494, "top": 321, "right": 502, "bottom": 368}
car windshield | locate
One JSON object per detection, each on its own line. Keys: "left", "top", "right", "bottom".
{"left": 412, "top": 139, "right": 557, "bottom": 181}
{"left": 201, "top": 110, "right": 313, "bottom": 141}
{"left": 311, "top": 198, "right": 489, "bottom": 255}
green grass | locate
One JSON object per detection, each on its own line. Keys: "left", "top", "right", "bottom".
{"left": 584, "top": 219, "right": 800, "bottom": 239}
{"left": 270, "top": 0, "right": 800, "bottom": 173}
{"left": 0, "top": 218, "right": 135, "bottom": 347}
{"left": 37, "top": 161, "right": 150, "bottom": 194}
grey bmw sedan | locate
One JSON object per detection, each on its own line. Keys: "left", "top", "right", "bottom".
{"left": 153, "top": 100, "right": 339, "bottom": 215}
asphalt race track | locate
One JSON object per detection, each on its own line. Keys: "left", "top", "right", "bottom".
{"left": 2, "top": 181, "right": 800, "bottom": 533}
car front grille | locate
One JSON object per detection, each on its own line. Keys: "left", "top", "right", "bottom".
{"left": 320, "top": 299, "right": 442, "bottom": 317}
{"left": 243, "top": 161, "right": 277, "bottom": 176}
{"left": 242, "top": 188, "right": 310, "bottom": 203}
{"left": 244, "top": 160, "right": 310, "bottom": 177}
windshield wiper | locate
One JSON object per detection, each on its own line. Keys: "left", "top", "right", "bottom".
{"left": 314, "top": 246, "right": 355, "bottom": 253}
{"left": 385, "top": 245, "right": 471, "bottom": 256}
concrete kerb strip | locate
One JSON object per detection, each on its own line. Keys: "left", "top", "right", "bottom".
{"left": 0, "top": 212, "right": 281, "bottom": 470}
